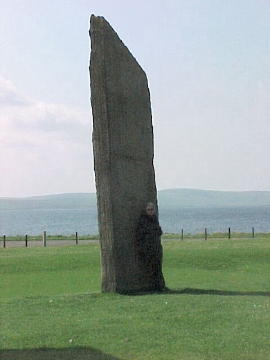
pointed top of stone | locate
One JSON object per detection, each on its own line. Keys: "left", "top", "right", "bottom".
{"left": 90, "top": 14, "right": 145, "bottom": 75}
{"left": 90, "top": 14, "right": 107, "bottom": 27}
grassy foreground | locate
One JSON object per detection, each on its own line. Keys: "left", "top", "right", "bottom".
{"left": 1, "top": 238, "right": 270, "bottom": 360}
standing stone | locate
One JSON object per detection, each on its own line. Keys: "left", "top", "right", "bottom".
{"left": 89, "top": 15, "right": 165, "bottom": 293}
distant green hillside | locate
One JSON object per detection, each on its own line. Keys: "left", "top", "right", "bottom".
{"left": 0, "top": 193, "right": 97, "bottom": 210}
{"left": 1, "top": 189, "right": 270, "bottom": 210}
{"left": 158, "top": 188, "right": 270, "bottom": 208}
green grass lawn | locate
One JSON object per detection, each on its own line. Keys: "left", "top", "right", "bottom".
{"left": 1, "top": 238, "right": 270, "bottom": 360}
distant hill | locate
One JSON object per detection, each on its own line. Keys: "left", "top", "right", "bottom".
{"left": 0, "top": 193, "right": 97, "bottom": 210}
{"left": 1, "top": 189, "right": 270, "bottom": 210}
{"left": 158, "top": 189, "right": 270, "bottom": 208}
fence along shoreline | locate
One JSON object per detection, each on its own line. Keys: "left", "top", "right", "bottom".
{"left": 1, "top": 227, "right": 268, "bottom": 248}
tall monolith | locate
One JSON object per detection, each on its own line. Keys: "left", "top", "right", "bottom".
{"left": 89, "top": 15, "right": 165, "bottom": 293}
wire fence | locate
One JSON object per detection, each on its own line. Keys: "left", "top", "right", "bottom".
{"left": 1, "top": 227, "right": 270, "bottom": 248}
{"left": 1, "top": 232, "right": 99, "bottom": 248}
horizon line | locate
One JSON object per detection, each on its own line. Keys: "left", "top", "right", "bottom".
{"left": 1, "top": 187, "right": 270, "bottom": 199}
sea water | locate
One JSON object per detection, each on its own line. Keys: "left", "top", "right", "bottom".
{"left": 159, "top": 206, "right": 270, "bottom": 234}
{"left": 0, "top": 206, "right": 269, "bottom": 236}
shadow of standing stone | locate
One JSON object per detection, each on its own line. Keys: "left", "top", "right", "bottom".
{"left": 89, "top": 15, "right": 165, "bottom": 293}
{"left": 0, "top": 347, "right": 124, "bottom": 360}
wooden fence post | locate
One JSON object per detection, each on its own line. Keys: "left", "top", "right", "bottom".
{"left": 75, "top": 232, "right": 78, "bottom": 245}
{"left": 228, "top": 227, "right": 231, "bottom": 239}
{"left": 181, "top": 228, "right": 184, "bottom": 241}
{"left": 43, "top": 231, "right": 47, "bottom": 247}
{"left": 25, "top": 234, "right": 28, "bottom": 247}
{"left": 3, "top": 235, "right": 6, "bottom": 248}
{"left": 204, "top": 228, "right": 207, "bottom": 241}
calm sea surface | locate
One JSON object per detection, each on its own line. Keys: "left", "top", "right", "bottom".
{"left": 0, "top": 206, "right": 270, "bottom": 236}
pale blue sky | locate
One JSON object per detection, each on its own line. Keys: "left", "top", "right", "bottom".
{"left": 1, "top": 0, "right": 270, "bottom": 196}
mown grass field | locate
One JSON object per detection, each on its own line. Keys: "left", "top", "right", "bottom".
{"left": 1, "top": 237, "right": 270, "bottom": 360}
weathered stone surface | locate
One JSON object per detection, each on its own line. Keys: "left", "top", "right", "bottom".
{"left": 89, "top": 15, "right": 165, "bottom": 293}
